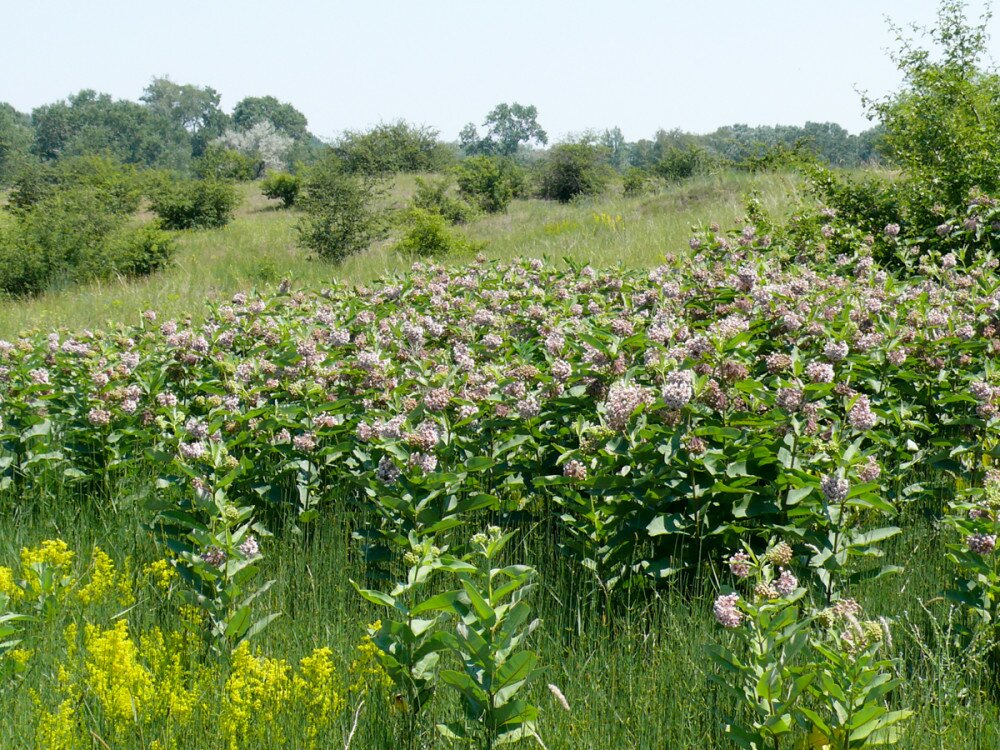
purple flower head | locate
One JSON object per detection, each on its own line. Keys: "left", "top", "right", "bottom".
{"left": 727, "top": 551, "right": 751, "bottom": 579}
{"left": 713, "top": 593, "right": 743, "bottom": 628}
{"left": 775, "top": 568, "right": 798, "bottom": 596}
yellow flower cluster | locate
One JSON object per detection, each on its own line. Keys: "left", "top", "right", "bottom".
{"left": 140, "top": 627, "right": 203, "bottom": 723}
{"left": 21, "top": 539, "right": 75, "bottom": 570}
{"left": 144, "top": 558, "right": 177, "bottom": 591}
{"left": 20, "top": 540, "right": 75, "bottom": 599}
{"left": 294, "top": 647, "right": 346, "bottom": 747}
{"left": 592, "top": 211, "right": 625, "bottom": 232}
{"left": 349, "top": 620, "right": 393, "bottom": 694}
{"left": 34, "top": 698, "right": 79, "bottom": 750}
{"left": 83, "top": 620, "right": 156, "bottom": 731}
{"left": 0, "top": 565, "right": 19, "bottom": 602}
{"left": 221, "top": 640, "right": 293, "bottom": 750}
{"left": 76, "top": 547, "right": 134, "bottom": 607}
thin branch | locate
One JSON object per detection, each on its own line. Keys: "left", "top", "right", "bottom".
{"left": 343, "top": 698, "right": 366, "bottom": 750}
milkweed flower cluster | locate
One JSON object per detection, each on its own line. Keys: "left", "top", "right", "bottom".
{"left": 713, "top": 593, "right": 743, "bottom": 628}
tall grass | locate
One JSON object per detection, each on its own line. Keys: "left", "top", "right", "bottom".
{"left": 0, "top": 172, "right": 801, "bottom": 338}
{"left": 2, "top": 475, "right": 997, "bottom": 749}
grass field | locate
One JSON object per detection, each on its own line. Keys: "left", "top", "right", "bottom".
{"left": 0, "top": 172, "right": 802, "bottom": 338}
{"left": 5, "top": 169, "right": 997, "bottom": 750}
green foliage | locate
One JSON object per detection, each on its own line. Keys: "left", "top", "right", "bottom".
{"left": 337, "top": 121, "right": 455, "bottom": 175}
{"left": 438, "top": 528, "right": 545, "bottom": 748}
{"left": 394, "top": 208, "right": 479, "bottom": 258}
{"left": 194, "top": 144, "right": 259, "bottom": 181}
{"left": 31, "top": 89, "right": 191, "bottom": 171}
{"left": 140, "top": 76, "right": 227, "bottom": 157}
{"left": 709, "top": 545, "right": 912, "bottom": 749}
{"left": 538, "top": 143, "right": 613, "bottom": 203}
{"left": 0, "top": 103, "right": 32, "bottom": 186}
{"left": 147, "top": 456, "right": 277, "bottom": 651}
{"left": 454, "top": 157, "right": 524, "bottom": 214}
{"left": 232, "top": 95, "right": 308, "bottom": 141}
{"left": 411, "top": 177, "right": 476, "bottom": 224}
{"left": 864, "top": 1, "right": 1000, "bottom": 213}
{"left": 354, "top": 536, "right": 475, "bottom": 749}
{"left": 296, "top": 153, "right": 388, "bottom": 262}
{"left": 652, "top": 144, "right": 717, "bottom": 181}
{"left": 8, "top": 155, "right": 143, "bottom": 215}
{"left": 261, "top": 171, "right": 302, "bottom": 208}
{"left": 460, "top": 103, "right": 548, "bottom": 157}
{"left": 0, "top": 186, "right": 174, "bottom": 296}
{"left": 622, "top": 167, "right": 650, "bottom": 196}
{"left": 149, "top": 177, "right": 240, "bottom": 230}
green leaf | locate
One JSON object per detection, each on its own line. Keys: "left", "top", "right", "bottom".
{"left": 461, "top": 580, "right": 496, "bottom": 626}
{"left": 411, "top": 590, "right": 462, "bottom": 616}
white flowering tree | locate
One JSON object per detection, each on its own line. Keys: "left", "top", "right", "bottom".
{"left": 215, "top": 121, "right": 293, "bottom": 174}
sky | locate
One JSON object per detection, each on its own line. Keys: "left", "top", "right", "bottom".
{"left": 1, "top": 0, "right": 996, "bottom": 143}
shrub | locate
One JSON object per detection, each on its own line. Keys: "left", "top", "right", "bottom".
{"left": 194, "top": 145, "right": 259, "bottom": 182}
{"left": 0, "top": 187, "right": 174, "bottom": 296}
{"left": 261, "top": 172, "right": 301, "bottom": 208}
{"left": 652, "top": 145, "right": 714, "bottom": 181}
{"left": 7, "top": 156, "right": 142, "bottom": 215}
{"left": 296, "top": 154, "right": 388, "bottom": 263}
{"left": 89, "top": 224, "right": 175, "bottom": 278}
{"left": 864, "top": 1, "right": 1000, "bottom": 213}
{"left": 622, "top": 167, "right": 650, "bottom": 196}
{"left": 150, "top": 178, "right": 240, "bottom": 230}
{"left": 393, "top": 208, "right": 479, "bottom": 258}
{"left": 453, "top": 156, "right": 523, "bottom": 213}
{"left": 411, "top": 177, "right": 476, "bottom": 224}
{"left": 538, "top": 143, "right": 612, "bottom": 203}
{"left": 336, "top": 121, "right": 455, "bottom": 175}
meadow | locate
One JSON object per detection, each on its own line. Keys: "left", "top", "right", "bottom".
{"left": 0, "top": 172, "right": 802, "bottom": 337}
{"left": 4, "top": 170, "right": 1000, "bottom": 750}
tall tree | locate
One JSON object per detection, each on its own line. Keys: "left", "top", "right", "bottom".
{"left": 460, "top": 102, "right": 547, "bottom": 157}
{"left": 0, "top": 103, "right": 33, "bottom": 185}
{"left": 232, "top": 96, "right": 308, "bottom": 141}
{"left": 141, "top": 77, "right": 226, "bottom": 156}
{"left": 31, "top": 90, "right": 190, "bottom": 169}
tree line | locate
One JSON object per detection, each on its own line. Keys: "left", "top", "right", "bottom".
{"left": 0, "top": 77, "right": 887, "bottom": 189}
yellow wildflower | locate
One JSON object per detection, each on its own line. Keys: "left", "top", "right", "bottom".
{"left": 221, "top": 640, "right": 292, "bottom": 750}
{"left": 76, "top": 547, "right": 115, "bottom": 606}
{"left": 34, "top": 699, "right": 80, "bottom": 750}
{"left": 349, "top": 621, "right": 392, "bottom": 694}
{"left": 83, "top": 620, "right": 155, "bottom": 733}
{"left": 140, "top": 627, "right": 201, "bottom": 725}
{"left": 145, "top": 559, "right": 177, "bottom": 591}
{"left": 293, "top": 647, "right": 345, "bottom": 747}
{"left": 0, "top": 565, "right": 21, "bottom": 602}
{"left": 21, "top": 539, "right": 74, "bottom": 570}
{"left": 20, "top": 540, "right": 75, "bottom": 600}
{"left": 9, "top": 647, "right": 31, "bottom": 669}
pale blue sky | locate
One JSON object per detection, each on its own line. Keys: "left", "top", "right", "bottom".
{"left": 2, "top": 1, "right": 996, "bottom": 141}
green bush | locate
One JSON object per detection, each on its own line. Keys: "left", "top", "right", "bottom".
{"left": 393, "top": 208, "right": 480, "bottom": 257}
{"left": 865, "top": 1, "right": 1000, "bottom": 214}
{"left": 652, "top": 145, "right": 715, "bottom": 181}
{"left": 411, "top": 176, "right": 476, "bottom": 224}
{"left": 296, "top": 154, "right": 388, "bottom": 263}
{"left": 7, "top": 156, "right": 142, "bottom": 215}
{"left": 150, "top": 177, "right": 240, "bottom": 230}
{"left": 538, "top": 143, "right": 613, "bottom": 203}
{"left": 261, "top": 171, "right": 301, "bottom": 208}
{"left": 453, "top": 156, "right": 523, "bottom": 213}
{"left": 622, "top": 167, "right": 650, "bottom": 196}
{"left": 89, "top": 224, "right": 175, "bottom": 278}
{"left": 336, "top": 121, "right": 455, "bottom": 175}
{"left": 0, "top": 187, "right": 174, "bottom": 296}
{"left": 194, "top": 145, "right": 260, "bottom": 181}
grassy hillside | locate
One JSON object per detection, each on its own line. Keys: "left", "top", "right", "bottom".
{"left": 0, "top": 172, "right": 803, "bottom": 337}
